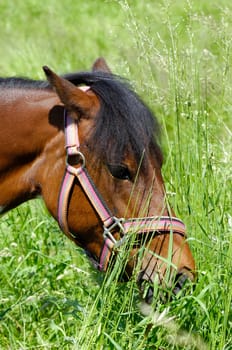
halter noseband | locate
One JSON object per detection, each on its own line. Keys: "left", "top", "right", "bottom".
{"left": 58, "top": 109, "right": 186, "bottom": 272}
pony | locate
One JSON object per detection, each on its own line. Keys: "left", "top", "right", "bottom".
{"left": 0, "top": 58, "right": 195, "bottom": 304}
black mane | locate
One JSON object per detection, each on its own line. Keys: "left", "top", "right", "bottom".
{"left": 63, "top": 71, "right": 162, "bottom": 169}
{"left": 0, "top": 71, "right": 162, "bottom": 169}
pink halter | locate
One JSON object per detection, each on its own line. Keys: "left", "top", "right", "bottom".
{"left": 58, "top": 110, "right": 186, "bottom": 271}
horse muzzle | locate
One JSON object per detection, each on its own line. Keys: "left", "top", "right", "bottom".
{"left": 137, "top": 268, "right": 195, "bottom": 305}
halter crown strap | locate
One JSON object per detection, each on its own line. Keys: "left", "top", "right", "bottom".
{"left": 58, "top": 110, "right": 187, "bottom": 272}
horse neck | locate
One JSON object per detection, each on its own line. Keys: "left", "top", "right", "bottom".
{"left": 0, "top": 88, "right": 64, "bottom": 213}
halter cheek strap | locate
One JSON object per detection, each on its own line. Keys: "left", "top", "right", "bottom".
{"left": 58, "top": 110, "right": 187, "bottom": 272}
{"left": 58, "top": 112, "right": 116, "bottom": 238}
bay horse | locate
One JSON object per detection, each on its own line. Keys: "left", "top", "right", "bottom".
{"left": 0, "top": 58, "right": 195, "bottom": 304}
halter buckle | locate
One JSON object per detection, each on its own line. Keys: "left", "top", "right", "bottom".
{"left": 103, "top": 217, "right": 125, "bottom": 246}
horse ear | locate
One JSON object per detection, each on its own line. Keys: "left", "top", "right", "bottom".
{"left": 92, "top": 57, "right": 112, "bottom": 73}
{"left": 43, "top": 66, "right": 98, "bottom": 119}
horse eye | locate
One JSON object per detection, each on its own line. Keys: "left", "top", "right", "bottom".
{"left": 108, "top": 164, "right": 131, "bottom": 181}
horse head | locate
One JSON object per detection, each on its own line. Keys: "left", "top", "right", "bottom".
{"left": 43, "top": 58, "right": 195, "bottom": 305}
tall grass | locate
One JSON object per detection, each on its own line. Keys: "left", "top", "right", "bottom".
{"left": 0, "top": 1, "right": 231, "bottom": 349}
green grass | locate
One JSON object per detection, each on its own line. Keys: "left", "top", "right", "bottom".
{"left": 0, "top": 0, "right": 231, "bottom": 349}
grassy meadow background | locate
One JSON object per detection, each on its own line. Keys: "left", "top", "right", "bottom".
{"left": 0, "top": 0, "right": 231, "bottom": 349}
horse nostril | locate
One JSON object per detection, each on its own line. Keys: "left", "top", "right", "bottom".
{"left": 145, "top": 286, "right": 154, "bottom": 304}
{"left": 137, "top": 273, "right": 154, "bottom": 305}
{"left": 138, "top": 281, "right": 154, "bottom": 304}
{"left": 173, "top": 273, "right": 190, "bottom": 296}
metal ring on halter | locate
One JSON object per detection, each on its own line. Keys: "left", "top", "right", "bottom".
{"left": 75, "top": 151, "right": 86, "bottom": 168}
{"left": 66, "top": 151, "right": 86, "bottom": 176}
{"left": 66, "top": 150, "right": 85, "bottom": 167}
